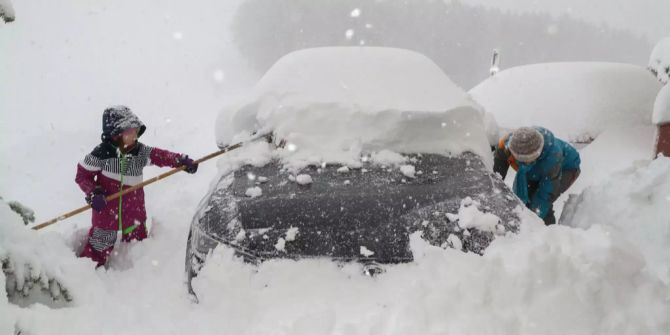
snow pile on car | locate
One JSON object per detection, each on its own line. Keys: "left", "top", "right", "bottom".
{"left": 216, "top": 47, "right": 492, "bottom": 169}
{"left": 649, "top": 37, "right": 670, "bottom": 84}
{"left": 565, "top": 156, "right": 670, "bottom": 283}
{"left": 469, "top": 62, "right": 661, "bottom": 142}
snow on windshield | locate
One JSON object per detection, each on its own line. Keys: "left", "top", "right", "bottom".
{"left": 216, "top": 47, "right": 492, "bottom": 169}
{"left": 469, "top": 62, "right": 661, "bottom": 142}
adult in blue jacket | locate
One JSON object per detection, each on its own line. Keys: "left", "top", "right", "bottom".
{"left": 493, "top": 127, "right": 581, "bottom": 225}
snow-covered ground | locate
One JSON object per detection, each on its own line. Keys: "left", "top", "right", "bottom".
{"left": 2, "top": 1, "right": 670, "bottom": 334}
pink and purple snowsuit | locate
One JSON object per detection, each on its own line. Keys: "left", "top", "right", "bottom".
{"left": 76, "top": 106, "right": 184, "bottom": 267}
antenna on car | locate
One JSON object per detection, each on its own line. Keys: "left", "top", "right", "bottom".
{"left": 490, "top": 49, "right": 500, "bottom": 76}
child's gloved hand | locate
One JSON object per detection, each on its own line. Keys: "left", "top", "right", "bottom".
{"left": 178, "top": 155, "right": 198, "bottom": 174}
{"left": 86, "top": 187, "right": 107, "bottom": 211}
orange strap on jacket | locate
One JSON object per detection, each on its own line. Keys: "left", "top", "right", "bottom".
{"left": 498, "top": 135, "right": 519, "bottom": 171}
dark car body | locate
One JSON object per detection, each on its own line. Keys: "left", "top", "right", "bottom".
{"left": 186, "top": 151, "right": 522, "bottom": 289}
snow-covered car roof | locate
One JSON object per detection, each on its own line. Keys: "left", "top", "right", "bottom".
{"left": 217, "top": 47, "right": 492, "bottom": 169}
{"left": 469, "top": 62, "right": 661, "bottom": 142}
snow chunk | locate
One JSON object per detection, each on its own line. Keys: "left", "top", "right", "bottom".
{"left": 400, "top": 165, "right": 416, "bottom": 178}
{"left": 456, "top": 197, "right": 500, "bottom": 233}
{"left": 257, "top": 176, "right": 269, "bottom": 183}
{"left": 245, "top": 187, "right": 262, "bottom": 198}
{"left": 285, "top": 227, "right": 299, "bottom": 241}
{"left": 470, "top": 62, "right": 661, "bottom": 142}
{"left": 370, "top": 150, "right": 407, "bottom": 166}
{"left": 653, "top": 84, "right": 670, "bottom": 125}
{"left": 649, "top": 37, "right": 670, "bottom": 84}
{"left": 447, "top": 234, "right": 463, "bottom": 250}
{"left": 235, "top": 229, "right": 246, "bottom": 241}
{"left": 350, "top": 8, "right": 361, "bottom": 18}
{"left": 296, "top": 174, "right": 313, "bottom": 185}
{"left": 360, "top": 246, "right": 375, "bottom": 257}
{"left": 567, "top": 157, "right": 670, "bottom": 282}
{"left": 274, "top": 238, "right": 286, "bottom": 252}
{"left": 337, "top": 166, "right": 350, "bottom": 173}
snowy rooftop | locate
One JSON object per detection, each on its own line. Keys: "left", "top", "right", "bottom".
{"left": 469, "top": 62, "right": 661, "bottom": 141}
{"left": 217, "top": 47, "right": 491, "bottom": 168}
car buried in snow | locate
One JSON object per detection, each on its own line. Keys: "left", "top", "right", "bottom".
{"left": 185, "top": 47, "right": 524, "bottom": 290}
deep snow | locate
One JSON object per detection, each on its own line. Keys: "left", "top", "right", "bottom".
{"left": 2, "top": 1, "right": 670, "bottom": 334}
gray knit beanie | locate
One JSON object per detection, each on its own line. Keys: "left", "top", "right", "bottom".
{"left": 509, "top": 127, "right": 544, "bottom": 163}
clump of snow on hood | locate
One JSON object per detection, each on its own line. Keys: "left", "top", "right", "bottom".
{"left": 453, "top": 197, "right": 501, "bottom": 233}
{"left": 295, "top": 174, "right": 313, "bottom": 185}
{"left": 369, "top": 150, "right": 407, "bottom": 166}
{"left": 446, "top": 234, "right": 463, "bottom": 250}
{"left": 649, "top": 37, "right": 670, "bottom": 84}
{"left": 336, "top": 166, "right": 350, "bottom": 174}
{"left": 399, "top": 165, "right": 416, "bottom": 178}
{"left": 359, "top": 246, "right": 375, "bottom": 257}
{"left": 652, "top": 84, "right": 670, "bottom": 125}
{"left": 470, "top": 62, "right": 661, "bottom": 142}
{"left": 216, "top": 47, "right": 492, "bottom": 170}
{"left": 566, "top": 157, "right": 670, "bottom": 283}
{"left": 285, "top": 227, "right": 299, "bottom": 242}
{"left": 245, "top": 187, "right": 262, "bottom": 198}
{"left": 274, "top": 238, "right": 286, "bottom": 252}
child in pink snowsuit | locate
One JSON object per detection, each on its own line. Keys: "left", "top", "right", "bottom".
{"left": 76, "top": 106, "right": 198, "bottom": 267}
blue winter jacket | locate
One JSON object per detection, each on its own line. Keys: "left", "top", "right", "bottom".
{"left": 506, "top": 127, "right": 580, "bottom": 218}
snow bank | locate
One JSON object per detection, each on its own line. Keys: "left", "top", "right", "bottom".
{"left": 184, "top": 220, "right": 669, "bottom": 335}
{"left": 470, "top": 62, "right": 661, "bottom": 142}
{"left": 653, "top": 84, "right": 670, "bottom": 125}
{"left": 649, "top": 37, "right": 670, "bottom": 84}
{"left": 0, "top": 200, "right": 101, "bottom": 308}
{"left": 566, "top": 157, "right": 670, "bottom": 283}
{"left": 216, "top": 47, "right": 492, "bottom": 170}
{"left": 564, "top": 126, "right": 656, "bottom": 195}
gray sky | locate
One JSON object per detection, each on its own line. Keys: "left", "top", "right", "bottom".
{"left": 457, "top": 0, "right": 669, "bottom": 42}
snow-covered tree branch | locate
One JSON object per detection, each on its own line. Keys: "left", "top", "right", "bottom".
{"left": 0, "top": 0, "right": 15, "bottom": 23}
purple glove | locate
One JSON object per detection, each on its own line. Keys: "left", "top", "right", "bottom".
{"left": 86, "top": 187, "right": 107, "bottom": 211}
{"left": 178, "top": 155, "right": 198, "bottom": 174}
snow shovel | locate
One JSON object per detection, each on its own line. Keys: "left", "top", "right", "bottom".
{"left": 32, "top": 132, "right": 272, "bottom": 231}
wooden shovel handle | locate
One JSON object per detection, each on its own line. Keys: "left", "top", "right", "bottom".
{"left": 32, "top": 135, "right": 264, "bottom": 231}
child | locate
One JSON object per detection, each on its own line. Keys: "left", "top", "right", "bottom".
{"left": 75, "top": 106, "right": 198, "bottom": 267}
